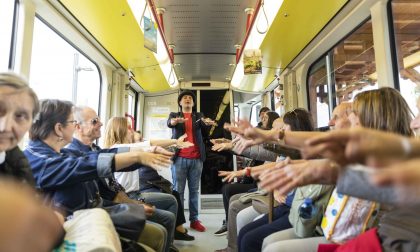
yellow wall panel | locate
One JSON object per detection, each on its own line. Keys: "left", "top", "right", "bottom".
{"left": 241, "top": 0, "right": 348, "bottom": 91}
{"left": 59, "top": 0, "right": 170, "bottom": 92}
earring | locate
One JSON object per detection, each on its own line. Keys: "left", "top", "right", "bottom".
{"left": 57, "top": 137, "right": 64, "bottom": 142}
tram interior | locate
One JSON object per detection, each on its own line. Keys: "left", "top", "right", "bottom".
{"left": 1, "top": 0, "right": 420, "bottom": 251}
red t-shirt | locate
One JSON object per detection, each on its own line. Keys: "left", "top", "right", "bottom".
{"left": 178, "top": 113, "right": 201, "bottom": 159}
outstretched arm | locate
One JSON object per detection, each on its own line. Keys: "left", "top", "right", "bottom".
{"left": 114, "top": 148, "right": 173, "bottom": 171}
{"left": 224, "top": 119, "right": 323, "bottom": 149}
{"left": 150, "top": 134, "right": 194, "bottom": 149}
{"left": 259, "top": 158, "right": 339, "bottom": 194}
{"left": 303, "top": 127, "right": 419, "bottom": 166}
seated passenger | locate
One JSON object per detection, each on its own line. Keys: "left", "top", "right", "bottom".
{"left": 0, "top": 179, "right": 65, "bottom": 252}
{"left": 0, "top": 72, "right": 64, "bottom": 252}
{"left": 235, "top": 108, "right": 317, "bottom": 252}
{"left": 259, "top": 88, "right": 416, "bottom": 252}
{"left": 24, "top": 99, "right": 173, "bottom": 252}
{"left": 68, "top": 108, "right": 180, "bottom": 252}
{"left": 104, "top": 117, "right": 195, "bottom": 241}
{"left": 213, "top": 111, "right": 280, "bottom": 251}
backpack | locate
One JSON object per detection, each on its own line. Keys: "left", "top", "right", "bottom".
{"left": 289, "top": 184, "right": 334, "bottom": 238}
{"left": 321, "top": 188, "right": 380, "bottom": 244}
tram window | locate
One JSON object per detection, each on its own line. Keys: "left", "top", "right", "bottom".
{"left": 250, "top": 102, "right": 261, "bottom": 127}
{"left": 29, "top": 17, "right": 100, "bottom": 110}
{"left": 307, "top": 19, "right": 378, "bottom": 127}
{"left": 127, "top": 88, "right": 136, "bottom": 117}
{"left": 274, "top": 84, "right": 284, "bottom": 116}
{"left": 234, "top": 106, "right": 240, "bottom": 122}
{"left": 0, "top": 0, "right": 16, "bottom": 71}
{"left": 308, "top": 57, "right": 329, "bottom": 127}
{"left": 390, "top": 0, "right": 420, "bottom": 116}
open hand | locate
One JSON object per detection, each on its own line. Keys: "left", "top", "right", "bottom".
{"left": 201, "top": 117, "right": 218, "bottom": 126}
{"left": 171, "top": 117, "right": 188, "bottom": 125}
{"left": 139, "top": 151, "right": 173, "bottom": 170}
{"left": 212, "top": 142, "right": 233, "bottom": 152}
{"left": 218, "top": 170, "right": 245, "bottom": 183}
{"left": 232, "top": 137, "right": 255, "bottom": 154}
{"left": 259, "top": 158, "right": 339, "bottom": 194}
{"left": 224, "top": 120, "right": 253, "bottom": 136}
{"left": 176, "top": 134, "right": 194, "bottom": 148}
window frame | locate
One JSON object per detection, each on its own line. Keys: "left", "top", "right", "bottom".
{"left": 305, "top": 16, "right": 374, "bottom": 126}
{"left": 32, "top": 14, "right": 103, "bottom": 113}
{"left": 8, "top": 0, "right": 19, "bottom": 70}
{"left": 386, "top": 0, "right": 401, "bottom": 91}
{"left": 250, "top": 100, "right": 262, "bottom": 126}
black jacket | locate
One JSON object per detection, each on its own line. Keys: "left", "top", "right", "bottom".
{"left": 0, "top": 146, "right": 35, "bottom": 186}
{"left": 167, "top": 111, "right": 209, "bottom": 162}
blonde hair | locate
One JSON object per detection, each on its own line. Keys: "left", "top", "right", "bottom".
{"left": 353, "top": 87, "right": 413, "bottom": 136}
{"left": 103, "top": 117, "right": 130, "bottom": 148}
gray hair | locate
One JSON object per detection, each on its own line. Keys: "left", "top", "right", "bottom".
{"left": 73, "top": 105, "right": 89, "bottom": 123}
{"left": 0, "top": 72, "right": 39, "bottom": 117}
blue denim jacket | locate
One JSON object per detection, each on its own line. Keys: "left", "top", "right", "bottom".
{"left": 24, "top": 139, "right": 115, "bottom": 215}
{"left": 167, "top": 111, "right": 209, "bottom": 162}
{"left": 66, "top": 138, "right": 128, "bottom": 201}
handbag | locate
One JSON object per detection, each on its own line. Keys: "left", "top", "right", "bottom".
{"left": 54, "top": 208, "right": 122, "bottom": 252}
{"left": 147, "top": 176, "right": 173, "bottom": 194}
{"left": 103, "top": 203, "right": 146, "bottom": 241}
{"left": 321, "top": 188, "right": 380, "bottom": 244}
{"left": 289, "top": 184, "right": 334, "bottom": 238}
{"left": 238, "top": 190, "right": 267, "bottom": 204}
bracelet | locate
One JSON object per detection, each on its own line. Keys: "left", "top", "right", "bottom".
{"left": 245, "top": 167, "right": 251, "bottom": 177}
{"left": 401, "top": 137, "right": 412, "bottom": 158}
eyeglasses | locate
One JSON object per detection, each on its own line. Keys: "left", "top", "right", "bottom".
{"left": 89, "top": 117, "right": 101, "bottom": 126}
{"left": 66, "top": 120, "right": 78, "bottom": 125}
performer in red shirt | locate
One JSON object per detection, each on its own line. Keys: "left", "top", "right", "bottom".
{"left": 167, "top": 90, "right": 216, "bottom": 232}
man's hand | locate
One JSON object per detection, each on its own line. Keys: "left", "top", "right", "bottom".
{"left": 211, "top": 142, "right": 233, "bottom": 152}
{"left": 170, "top": 117, "right": 188, "bottom": 126}
{"left": 201, "top": 117, "right": 218, "bottom": 126}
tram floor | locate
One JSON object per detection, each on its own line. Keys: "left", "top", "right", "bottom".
{"left": 174, "top": 211, "right": 227, "bottom": 252}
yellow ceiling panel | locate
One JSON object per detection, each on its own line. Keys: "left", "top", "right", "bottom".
{"left": 240, "top": 0, "right": 349, "bottom": 91}
{"left": 59, "top": 0, "right": 170, "bottom": 92}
